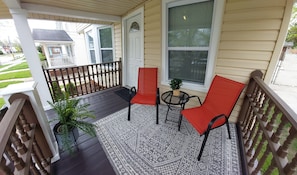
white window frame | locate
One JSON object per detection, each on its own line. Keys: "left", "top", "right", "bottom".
{"left": 97, "top": 26, "right": 115, "bottom": 63}
{"left": 84, "top": 25, "right": 114, "bottom": 64}
{"left": 162, "top": 0, "right": 225, "bottom": 92}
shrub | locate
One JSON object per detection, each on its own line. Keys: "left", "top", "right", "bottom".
{"left": 52, "top": 81, "right": 64, "bottom": 101}
{"left": 65, "top": 82, "right": 77, "bottom": 96}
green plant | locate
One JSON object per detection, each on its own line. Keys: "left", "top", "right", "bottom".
{"left": 48, "top": 93, "right": 97, "bottom": 153}
{"left": 170, "top": 78, "right": 182, "bottom": 90}
{"left": 51, "top": 81, "right": 64, "bottom": 101}
{"left": 65, "top": 82, "right": 77, "bottom": 96}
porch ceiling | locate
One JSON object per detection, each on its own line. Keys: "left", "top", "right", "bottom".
{"left": 0, "top": 0, "right": 147, "bottom": 24}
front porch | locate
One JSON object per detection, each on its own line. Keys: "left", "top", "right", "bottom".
{"left": 48, "top": 87, "right": 239, "bottom": 174}
{"left": 0, "top": 68, "right": 297, "bottom": 174}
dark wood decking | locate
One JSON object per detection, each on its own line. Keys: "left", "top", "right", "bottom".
{"left": 47, "top": 87, "right": 128, "bottom": 175}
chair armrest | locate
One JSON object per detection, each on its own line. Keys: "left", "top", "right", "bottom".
{"left": 129, "top": 87, "right": 136, "bottom": 98}
{"left": 188, "top": 95, "right": 202, "bottom": 105}
{"left": 206, "top": 114, "right": 228, "bottom": 133}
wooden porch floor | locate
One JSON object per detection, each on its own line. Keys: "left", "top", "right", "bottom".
{"left": 46, "top": 87, "right": 128, "bottom": 175}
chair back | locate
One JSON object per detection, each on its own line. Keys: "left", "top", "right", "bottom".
{"left": 137, "top": 68, "right": 158, "bottom": 95}
{"left": 203, "top": 75, "right": 245, "bottom": 117}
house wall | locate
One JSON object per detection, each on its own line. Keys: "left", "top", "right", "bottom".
{"left": 114, "top": 22, "right": 122, "bottom": 61}
{"left": 135, "top": 0, "right": 293, "bottom": 122}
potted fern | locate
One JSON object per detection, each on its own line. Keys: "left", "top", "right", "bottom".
{"left": 48, "top": 93, "right": 96, "bottom": 153}
{"left": 170, "top": 78, "right": 182, "bottom": 96}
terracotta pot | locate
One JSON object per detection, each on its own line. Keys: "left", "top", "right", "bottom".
{"left": 173, "top": 89, "right": 180, "bottom": 96}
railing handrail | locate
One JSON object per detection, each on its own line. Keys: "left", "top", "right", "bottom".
{"left": 238, "top": 69, "right": 297, "bottom": 175}
{"left": 253, "top": 76, "right": 297, "bottom": 128}
{"left": 0, "top": 98, "right": 25, "bottom": 159}
{"left": 0, "top": 93, "right": 52, "bottom": 174}
{"left": 42, "top": 60, "right": 121, "bottom": 70}
{"left": 43, "top": 60, "right": 122, "bottom": 102}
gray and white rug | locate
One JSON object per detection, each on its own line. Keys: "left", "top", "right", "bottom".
{"left": 94, "top": 104, "right": 241, "bottom": 175}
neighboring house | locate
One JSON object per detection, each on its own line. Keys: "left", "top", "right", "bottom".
{"left": 32, "top": 29, "right": 74, "bottom": 67}
{"left": 0, "top": 0, "right": 294, "bottom": 122}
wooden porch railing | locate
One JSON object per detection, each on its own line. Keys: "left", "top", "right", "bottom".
{"left": 42, "top": 60, "right": 122, "bottom": 102}
{"left": 0, "top": 93, "right": 52, "bottom": 175}
{"left": 238, "top": 70, "right": 297, "bottom": 175}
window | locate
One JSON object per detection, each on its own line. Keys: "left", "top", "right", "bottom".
{"left": 98, "top": 27, "right": 114, "bottom": 63}
{"left": 85, "top": 26, "right": 114, "bottom": 64}
{"left": 162, "top": 0, "right": 224, "bottom": 91}
{"left": 86, "top": 30, "right": 96, "bottom": 63}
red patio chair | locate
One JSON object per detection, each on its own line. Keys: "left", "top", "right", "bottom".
{"left": 128, "top": 67, "right": 160, "bottom": 124}
{"left": 180, "top": 75, "right": 245, "bottom": 160}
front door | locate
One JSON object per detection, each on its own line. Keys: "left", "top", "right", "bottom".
{"left": 124, "top": 8, "right": 144, "bottom": 88}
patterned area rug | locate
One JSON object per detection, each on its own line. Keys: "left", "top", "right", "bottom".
{"left": 94, "top": 104, "right": 241, "bottom": 175}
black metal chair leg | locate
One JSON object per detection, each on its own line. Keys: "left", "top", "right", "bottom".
{"left": 156, "top": 104, "right": 159, "bottom": 124}
{"left": 226, "top": 121, "right": 231, "bottom": 139}
{"left": 128, "top": 102, "right": 131, "bottom": 121}
{"left": 198, "top": 131, "right": 209, "bottom": 161}
{"left": 178, "top": 114, "right": 183, "bottom": 131}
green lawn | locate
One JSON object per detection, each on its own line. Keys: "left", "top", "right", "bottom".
{"left": 0, "top": 98, "right": 4, "bottom": 108}
{"left": 1, "top": 62, "right": 29, "bottom": 72}
{"left": 0, "top": 70, "right": 31, "bottom": 80}
{"left": 0, "top": 81, "right": 23, "bottom": 88}
{"left": 0, "top": 64, "right": 11, "bottom": 69}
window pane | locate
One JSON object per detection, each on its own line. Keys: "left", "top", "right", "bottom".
{"left": 86, "top": 30, "right": 94, "bottom": 49}
{"left": 90, "top": 50, "right": 96, "bottom": 63}
{"left": 168, "top": 1, "right": 213, "bottom": 47}
{"left": 169, "top": 51, "right": 207, "bottom": 84}
{"left": 102, "top": 50, "right": 113, "bottom": 63}
{"left": 99, "top": 28, "right": 112, "bottom": 48}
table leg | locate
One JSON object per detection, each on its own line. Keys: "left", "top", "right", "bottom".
{"left": 165, "top": 104, "right": 171, "bottom": 123}
{"left": 178, "top": 103, "right": 185, "bottom": 131}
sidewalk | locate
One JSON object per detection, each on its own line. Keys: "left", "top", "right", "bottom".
{"left": 269, "top": 53, "right": 297, "bottom": 114}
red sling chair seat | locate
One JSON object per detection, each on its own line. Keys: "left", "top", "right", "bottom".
{"left": 180, "top": 75, "right": 245, "bottom": 160}
{"left": 128, "top": 68, "right": 160, "bottom": 124}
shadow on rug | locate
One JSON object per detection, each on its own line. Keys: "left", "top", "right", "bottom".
{"left": 94, "top": 104, "right": 242, "bottom": 175}
{"left": 114, "top": 87, "right": 135, "bottom": 102}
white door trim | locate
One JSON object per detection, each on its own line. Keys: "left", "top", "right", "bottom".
{"left": 122, "top": 7, "right": 144, "bottom": 87}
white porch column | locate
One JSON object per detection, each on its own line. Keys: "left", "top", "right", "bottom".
{"left": 9, "top": 9, "right": 53, "bottom": 109}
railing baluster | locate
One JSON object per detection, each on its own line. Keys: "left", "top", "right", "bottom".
{"left": 284, "top": 153, "right": 297, "bottom": 175}
{"left": 246, "top": 122, "right": 261, "bottom": 158}
{"left": 10, "top": 129, "right": 27, "bottom": 155}
{"left": 248, "top": 131, "right": 264, "bottom": 168}
{"left": 0, "top": 156, "right": 12, "bottom": 175}
{"left": 19, "top": 113, "right": 31, "bottom": 132}
{"left": 271, "top": 115, "right": 286, "bottom": 143}
{"left": 277, "top": 126, "right": 296, "bottom": 158}
{"left": 29, "top": 159, "right": 40, "bottom": 175}
{"left": 31, "top": 145, "right": 49, "bottom": 175}
{"left": 251, "top": 142, "right": 269, "bottom": 175}
{"left": 265, "top": 107, "right": 280, "bottom": 131}
{"left": 33, "top": 140, "right": 49, "bottom": 168}
{"left": 5, "top": 141, "right": 25, "bottom": 170}
{"left": 16, "top": 118, "right": 30, "bottom": 142}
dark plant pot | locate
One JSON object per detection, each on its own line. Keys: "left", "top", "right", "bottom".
{"left": 53, "top": 122, "right": 79, "bottom": 152}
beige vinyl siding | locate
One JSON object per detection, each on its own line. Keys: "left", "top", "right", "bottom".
{"left": 113, "top": 23, "right": 122, "bottom": 61}
{"left": 215, "top": 0, "right": 293, "bottom": 122}
{"left": 143, "top": 0, "right": 161, "bottom": 69}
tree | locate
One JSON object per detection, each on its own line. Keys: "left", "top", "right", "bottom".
{"left": 286, "top": 4, "right": 297, "bottom": 48}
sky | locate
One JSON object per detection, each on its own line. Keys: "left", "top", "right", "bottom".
{"left": 0, "top": 19, "right": 56, "bottom": 42}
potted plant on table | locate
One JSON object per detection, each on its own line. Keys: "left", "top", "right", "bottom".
{"left": 170, "top": 78, "right": 182, "bottom": 96}
{"left": 48, "top": 93, "right": 97, "bottom": 153}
